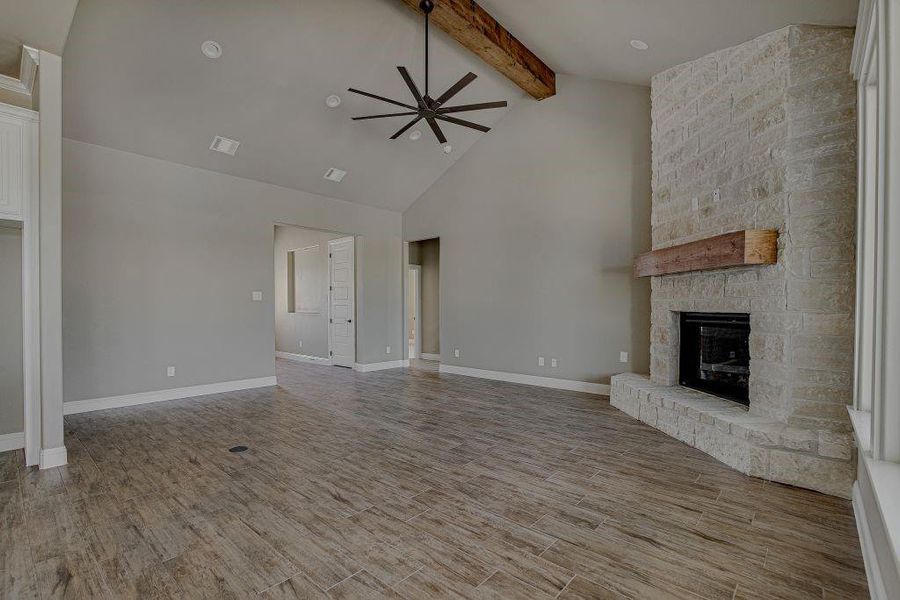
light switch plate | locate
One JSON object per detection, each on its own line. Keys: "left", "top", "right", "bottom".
{"left": 454, "top": 349, "right": 460, "bottom": 358}
{"left": 551, "top": 358, "right": 558, "bottom": 368}
{"left": 167, "top": 366, "right": 175, "bottom": 377}
{"left": 620, "top": 351, "right": 629, "bottom": 363}
{"left": 252, "top": 291, "right": 263, "bottom": 302}
{"left": 538, "top": 356, "right": 545, "bottom": 366}
{"left": 386, "top": 346, "right": 391, "bottom": 354}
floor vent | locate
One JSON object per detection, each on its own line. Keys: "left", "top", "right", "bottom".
{"left": 228, "top": 445, "right": 249, "bottom": 453}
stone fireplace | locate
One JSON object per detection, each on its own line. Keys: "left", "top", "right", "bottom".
{"left": 611, "top": 25, "right": 858, "bottom": 497}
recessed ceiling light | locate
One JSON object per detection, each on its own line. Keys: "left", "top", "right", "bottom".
{"left": 325, "top": 95, "right": 342, "bottom": 109}
{"left": 630, "top": 39, "right": 649, "bottom": 51}
{"left": 201, "top": 40, "right": 222, "bottom": 59}
{"left": 409, "top": 130, "right": 422, "bottom": 141}
{"left": 209, "top": 135, "right": 239, "bottom": 156}
{"left": 324, "top": 167, "right": 347, "bottom": 183}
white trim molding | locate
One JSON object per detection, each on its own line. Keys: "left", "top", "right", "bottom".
{"left": 39, "top": 446, "right": 67, "bottom": 469}
{"left": 420, "top": 353, "right": 440, "bottom": 362}
{"left": 64, "top": 376, "right": 278, "bottom": 415}
{"left": 275, "top": 351, "right": 332, "bottom": 365}
{"left": 853, "top": 481, "right": 891, "bottom": 600}
{"left": 438, "top": 364, "right": 610, "bottom": 395}
{"left": 0, "top": 432, "right": 25, "bottom": 452}
{"left": 850, "top": 408, "right": 900, "bottom": 598}
{"left": 354, "top": 360, "right": 409, "bottom": 372}
{"left": 0, "top": 45, "right": 39, "bottom": 97}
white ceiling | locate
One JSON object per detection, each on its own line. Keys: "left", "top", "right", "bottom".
{"left": 478, "top": 0, "right": 859, "bottom": 85}
{"left": 0, "top": 0, "right": 80, "bottom": 77}
{"left": 60, "top": 0, "right": 859, "bottom": 212}
{"left": 62, "top": 0, "right": 523, "bottom": 212}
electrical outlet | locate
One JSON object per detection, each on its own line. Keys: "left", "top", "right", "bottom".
{"left": 551, "top": 358, "right": 558, "bottom": 368}
{"left": 538, "top": 356, "right": 545, "bottom": 367}
{"left": 251, "top": 290, "right": 263, "bottom": 302}
{"left": 167, "top": 366, "right": 175, "bottom": 377}
{"left": 620, "top": 351, "right": 629, "bottom": 363}
{"left": 454, "top": 348, "right": 460, "bottom": 358}
{"left": 298, "top": 340, "right": 302, "bottom": 348}
{"left": 712, "top": 188, "right": 721, "bottom": 203}
{"left": 386, "top": 345, "right": 391, "bottom": 354}
{"left": 692, "top": 196, "right": 699, "bottom": 211}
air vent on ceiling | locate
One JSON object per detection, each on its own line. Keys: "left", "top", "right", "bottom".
{"left": 210, "top": 136, "right": 240, "bottom": 156}
{"left": 324, "top": 167, "right": 347, "bottom": 183}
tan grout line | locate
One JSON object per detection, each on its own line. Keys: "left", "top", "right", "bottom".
{"left": 390, "top": 565, "right": 424, "bottom": 590}
{"left": 474, "top": 568, "right": 499, "bottom": 588}
{"left": 324, "top": 568, "right": 364, "bottom": 592}
{"left": 554, "top": 574, "right": 577, "bottom": 599}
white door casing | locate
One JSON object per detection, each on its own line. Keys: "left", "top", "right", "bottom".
{"left": 328, "top": 237, "right": 355, "bottom": 368}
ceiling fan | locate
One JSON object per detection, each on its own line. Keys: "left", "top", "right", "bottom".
{"left": 348, "top": 0, "right": 508, "bottom": 148}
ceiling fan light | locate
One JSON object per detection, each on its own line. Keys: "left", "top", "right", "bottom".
{"left": 409, "top": 130, "right": 422, "bottom": 141}
{"left": 443, "top": 144, "right": 453, "bottom": 154}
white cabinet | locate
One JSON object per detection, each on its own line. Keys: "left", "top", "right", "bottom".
{"left": 0, "top": 104, "right": 37, "bottom": 222}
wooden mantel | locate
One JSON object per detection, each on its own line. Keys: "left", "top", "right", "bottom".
{"left": 634, "top": 230, "right": 778, "bottom": 278}
{"left": 398, "top": 0, "right": 556, "bottom": 100}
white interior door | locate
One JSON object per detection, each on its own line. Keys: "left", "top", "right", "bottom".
{"left": 328, "top": 237, "right": 355, "bottom": 367}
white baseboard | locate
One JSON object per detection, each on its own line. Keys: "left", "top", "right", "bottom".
{"left": 276, "top": 351, "right": 332, "bottom": 365}
{"left": 853, "top": 480, "right": 890, "bottom": 600}
{"left": 63, "top": 376, "right": 279, "bottom": 415}
{"left": 438, "top": 364, "right": 610, "bottom": 395}
{"left": 39, "top": 445, "right": 67, "bottom": 469}
{"left": 420, "top": 353, "right": 440, "bottom": 362}
{"left": 0, "top": 432, "right": 24, "bottom": 452}
{"left": 354, "top": 360, "right": 409, "bottom": 372}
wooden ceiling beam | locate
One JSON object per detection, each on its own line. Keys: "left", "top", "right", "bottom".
{"left": 398, "top": 0, "right": 556, "bottom": 100}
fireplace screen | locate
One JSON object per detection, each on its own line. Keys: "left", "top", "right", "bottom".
{"left": 679, "top": 312, "right": 750, "bottom": 404}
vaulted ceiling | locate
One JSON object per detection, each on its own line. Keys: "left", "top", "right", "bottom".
{"left": 60, "top": 0, "right": 858, "bottom": 212}
{"left": 0, "top": 0, "right": 80, "bottom": 77}
{"left": 62, "top": 0, "right": 523, "bottom": 212}
{"left": 478, "top": 0, "right": 858, "bottom": 85}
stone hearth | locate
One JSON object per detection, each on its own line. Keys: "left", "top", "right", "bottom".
{"left": 611, "top": 25, "right": 858, "bottom": 497}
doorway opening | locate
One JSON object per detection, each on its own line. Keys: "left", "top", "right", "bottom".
{"left": 274, "top": 224, "right": 355, "bottom": 368}
{"left": 407, "top": 238, "right": 440, "bottom": 367}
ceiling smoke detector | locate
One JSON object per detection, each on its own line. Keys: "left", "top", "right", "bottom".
{"left": 324, "top": 167, "right": 347, "bottom": 183}
{"left": 209, "top": 135, "right": 240, "bottom": 156}
{"left": 630, "top": 39, "right": 649, "bottom": 50}
{"left": 201, "top": 40, "right": 223, "bottom": 59}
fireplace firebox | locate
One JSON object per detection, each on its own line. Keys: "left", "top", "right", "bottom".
{"left": 679, "top": 312, "right": 750, "bottom": 405}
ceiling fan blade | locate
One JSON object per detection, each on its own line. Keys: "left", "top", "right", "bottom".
{"left": 348, "top": 88, "right": 417, "bottom": 111}
{"left": 426, "top": 117, "right": 448, "bottom": 144}
{"left": 390, "top": 116, "right": 423, "bottom": 139}
{"left": 352, "top": 111, "right": 419, "bottom": 121}
{"left": 397, "top": 66, "right": 426, "bottom": 108}
{"left": 435, "top": 114, "right": 490, "bottom": 133}
{"left": 433, "top": 72, "right": 477, "bottom": 108}
{"left": 438, "top": 101, "right": 508, "bottom": 114}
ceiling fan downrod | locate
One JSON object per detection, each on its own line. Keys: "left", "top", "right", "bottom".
{"left": 347, "top": 0, "right": 507, "bottom": 146}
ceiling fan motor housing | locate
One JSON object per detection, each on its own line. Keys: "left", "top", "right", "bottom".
{"left": 348, "top": 0, "right": 507, "bottom": 145}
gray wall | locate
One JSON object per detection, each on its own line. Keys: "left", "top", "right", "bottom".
{"left": 0, "top": 227, "right": 23, "bottom": 435}
{"left": 403, "top": 75, "right": 652, "bottom": 384}
{"left": 409, "top": 238, "right": 440, "bottom": 355}
{"left": 62, "top": 139, "right": 403, "bottom": 402}
{"left": 274, "top": 226, "right": 345, "bottom": 358}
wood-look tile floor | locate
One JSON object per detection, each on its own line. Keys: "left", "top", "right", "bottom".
{"left": 0, "top": 359, "right": 867, "bottom": 599}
